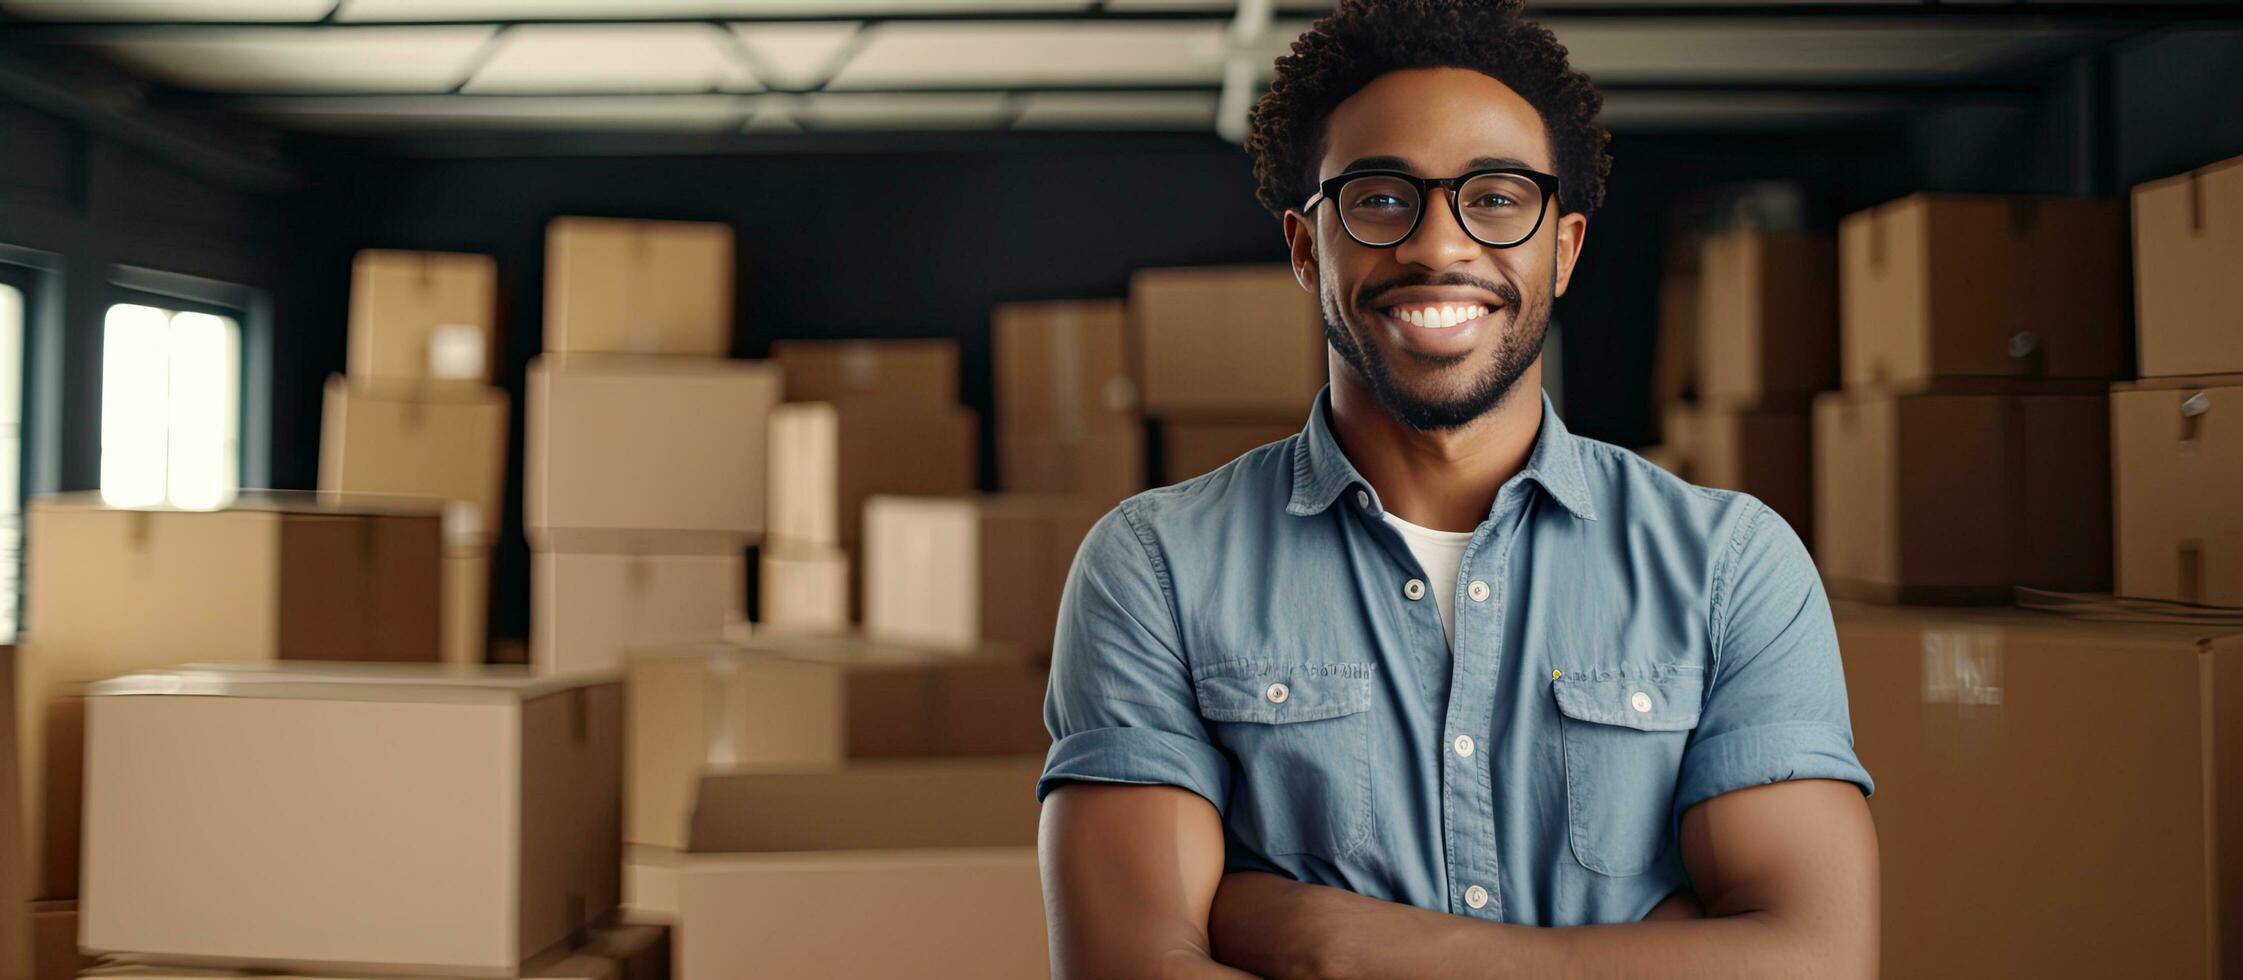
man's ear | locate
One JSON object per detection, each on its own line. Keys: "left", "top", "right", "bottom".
{"left": 1282, "top": 209, "right": 1317, "bottom": 293}
{"left": 1551, "top": 211, "right": 1589, "bottom": 298}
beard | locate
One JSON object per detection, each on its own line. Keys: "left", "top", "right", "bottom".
{"left": 1319, "top": 259, "right": 1555, "bottom": 433}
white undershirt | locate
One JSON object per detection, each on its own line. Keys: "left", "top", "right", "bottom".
{"left": 1381, "top": 511, "right": 1476, "bottom": 647}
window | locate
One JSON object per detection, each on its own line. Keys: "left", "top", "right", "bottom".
{"left": 99, "top": 302, "right": 240, "bottom": 510}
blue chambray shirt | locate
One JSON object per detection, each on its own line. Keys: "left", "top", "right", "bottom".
{"left": 1036, "top": 387, "right": 1873, "bottom": 926}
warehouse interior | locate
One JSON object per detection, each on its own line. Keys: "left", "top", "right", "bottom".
{"left": 2, "top": 1, "right": 2242, "bottom": 978}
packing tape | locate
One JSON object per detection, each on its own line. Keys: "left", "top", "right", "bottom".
{"left": 704, "top": 652, "right": 739, "bottom": 768}
{"left": 1920, "top": 626, "right": 2004, "bottom": 706}
{"left": 842, "top": 341, "right": 879, "bottom": 392}
{"left": 1049, "top": 305, "right": 1089, "bottom": 445}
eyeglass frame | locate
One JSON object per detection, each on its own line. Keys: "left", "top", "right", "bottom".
{"left": 1297, "top": 166, "right": 1563, "bottom": 250}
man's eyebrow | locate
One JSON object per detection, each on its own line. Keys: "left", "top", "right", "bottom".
{"left": 1337, "top": 154, "right": 1537, "bottom": 173}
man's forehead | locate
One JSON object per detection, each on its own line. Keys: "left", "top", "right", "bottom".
{"left": 1317, "top": 68, "right": 1551, "bottom": 180}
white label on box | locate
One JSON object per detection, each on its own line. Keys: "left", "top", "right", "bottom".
{"left": 427, "top": 324, "right": 486, "bottom": 380}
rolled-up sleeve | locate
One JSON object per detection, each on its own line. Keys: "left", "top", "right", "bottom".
{"left": 1036, "top": 501, "right": 1230, "bottom": 814}
{"left": 1675, "top": 501, "right": 1875, "bottom": 815}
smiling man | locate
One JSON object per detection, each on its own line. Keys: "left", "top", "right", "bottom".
{"left": 1035, "top": 1, "right": 1877, "bottom": 977}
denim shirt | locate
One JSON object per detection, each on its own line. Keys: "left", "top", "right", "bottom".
{"left": 1036, "top": 387, "right": 1873, "bottom": 926}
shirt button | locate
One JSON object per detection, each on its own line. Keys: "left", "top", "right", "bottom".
{"left": 1464, "top": 885, "right": 1489, "bottom": 909}
{"left": 1630, "top": 691, "right": 1653, "bottom": 713}
{"left": 1403, "top": 578, "right": 1426, "bottom": 601}
{"left": 1452, "top": 734, "right": 1475, "bottom": 758}
{"left": 1266, "top": 682, "right": 1290, "bottom": 705}
{"left": 1356, "top": 490, "right": 1370, "bottom": 509}
{"left": 1467, "top": 580, "right": 1490, "bottom": 602}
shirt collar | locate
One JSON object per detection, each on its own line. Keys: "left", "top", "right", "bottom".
{"left": 1287, "top": 385, "right": 1599, "bottom": 523}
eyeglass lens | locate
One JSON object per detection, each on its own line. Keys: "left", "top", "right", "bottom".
{"left": 1336, "top": 173, "right": 1546, "bottom": 247}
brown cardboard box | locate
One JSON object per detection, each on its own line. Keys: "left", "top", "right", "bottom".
{"left": 532, "top": 531, "right": 746, "bottom": 675}
{"left": 545, "top": 217, "right": 733, "bottom": 357}
{"left": 994, "top": 300, "right": 1143, "bottom": 502}
{"left": 524, "top": 356, "right": 780, "bottom": 538}
{"left": 766, "top": 399, "right": 978, "bottom": 547}
{"left": 1695, "top": 230, "right": 1836, "bottom": 408}
{"left": 2111, "top": 377, "right": 2243, "bottom": 607}
{"left": 2133, "top": 155, "right": 2243, "bottom": 378}
{"left": 737, "top": 633, "right": 1052, "bottom": 759}
{"left": 1813, "top": 388, "right": 2110, "bottom": 602}
{"left": 443, "top": 547, "right": 489, "bottom": 667}
{"left": 758, "top": 544, "right": 849, "bottom": 634}
{"left": 1693, "top": 406, "right": 1813, "bottom": 547}
{"left": 72, "top": 922, "right": 666, "bottom": 980}
{"left": 624, "top": 647, "right": 846, "bottom": 849}
{"left": 769, "top": 340, "right": 958, "bottom": 407}
{"left": 766, "top": 402, "right": 838, "bottom": 547}
{"left": 1653, "top": 269, "right": 1698, "bottom": 412}
{"left": 1162, "top": 420, "right": 1299, "bottom": 484}
{"left": 1833, "top": 603, "right": 2243, "bottom": 978}
{"left": 16, "top": 497, "right": 442, "bottom": 904}
{"left": 862, "top": 495, "right": 1102, "bottom": 655}
{"left": 30, "top": 900, "right": 80, "bottom": 980}
{"left": 318, "top": 376, "right": 508, "bottom": 546}
{"left": 346, "top": 250, "right": 497, "bottom": 384}
{"left": 1000, "top": 425, "right": 1144, "bottom": 508}
{"left": 0, "top": 647, "right": 19, "bottom": 980}
{"left": 675, "top": 759, "right": 1046, "bottom": 979}
{"left": 1839, "top": 194, "right": 2124, "bottom": 390}
{"left": 1133, "top": 265, "right": 1326, "bottom": 419}
{"left": 79, "top": 665, "right": 621, "bottom": 977}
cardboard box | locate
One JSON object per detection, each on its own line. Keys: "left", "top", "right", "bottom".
{"left": 79, "top": 665, "right": 621, "bottom": 977}
{"left": 623, "top": 647, "right": 846, "bottom": 849}
{"left": 532, "top": 531, "right": 745, "bottom": 675}
{"left": 15, "top": 497, "right": 442, "bottom": 903}
{"left": 1813, "top": 388, "right": 2110, "bottom": 602}
{"left": 994, "top": 300, "right": 1143, "bottom": 503}
{"left": 1692, "top": 406, "right": 1813, "bottom": 548}
{"left": 74, "top": 923, "right": 667, "bottom": 980}
{"left": 862, "top": 495, "right": 1102, "bottom": 655}
{"left": 346, "top": 250, "right": 497, "bottom": 384}
{"left": 1839, "top": 194, "right": 2124, "bottom": 390}
{"left": 770, "top": 339, "right": 958, "bottom": 407}
{"left": 524, "top": 356, "right": 780, "bottom": 538}
{"left": 1695, "top": 230, "right": 1836, "bottom": 408}
{"left": 1161, "top": 420, "right": 1299, "bottom": 484}
{"left": 758, "top": 544, "right": 849, "bottom": 634}
{"left": 766, "top": 399, "right": 977, "bottom": 547}
{"left": 545, "top": 217, "right": 733, "bottom": 357}
{"left": 1833, "top": 603, "right": 2243, "bottom": 978}
{"left": 444, "top": 547, "right": 489, "bottom": 666}
{"left": 1653, "top": 269, "right": 1699, "bottom": 410}
{"left": 1000, "top": 425, "right": 1144, "bottom": 508}
{"left": 31, "top": 899, "right": 81, "bottom": 980}
{"left": 2111, "top": 378, "right": 2243, "bottom": 607}
{"left": 766, "top": 402, "right": 838, "bottom": 547}
{"left": 2134, "top": 155, "right": 2243, "bottom": 377}
{"left": 1133, "top": 265, "right": 1326, "bottom": 419}
{"left": 675, "top": 759, "right": 1046, "bottom": 979}
{"left": 319, "top": 376, "right": 508, "bottom": 546}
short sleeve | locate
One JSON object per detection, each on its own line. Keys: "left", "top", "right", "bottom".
{"left": 1036, "top": 502, "right": 1231, "bottom": 814}
{"left": 1674, "top": 501, "right": 1875, "bottom": 815}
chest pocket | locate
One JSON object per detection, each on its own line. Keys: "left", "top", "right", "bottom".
{"left": 1553, "top": 666, "right": 1704, "bottom": 877}
{"left": 1196, "top": 659, "right": 1375, "bottom": 861}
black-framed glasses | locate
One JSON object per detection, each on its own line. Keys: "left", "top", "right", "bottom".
{"left": 1299, "top": 167, "right": 1561, "bottom": 249}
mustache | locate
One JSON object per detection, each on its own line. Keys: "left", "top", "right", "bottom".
{"left": 1356, "top": 273, "right": 1520, "bottom": 312}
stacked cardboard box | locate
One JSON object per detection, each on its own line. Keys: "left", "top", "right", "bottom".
{"left": 1132, "top": 265, "right": 1322, "bottom": 484}
{"left": 860, "top": 494, "right": 1101, "bottom": 656}
{"left": 993, "top": 300, "right": 1144, "bottom": 507}
{"left": 763, "top": 341, "right": 979, "bottom": 628}
{"left": 4, "top": 497, "right": 444, "bottom": 980}
{"left": 81, "top": 922, "right": 667, "bottom": 980}
{"left": 1817, "top": 194, "right": 2124, "bottom": 602}
{"left": 75, "top": 663, "right": 623, "bottom": 978}
{"left": 322, "top": 249, "right": 507, "bottom": 666}
{"left": 2112, "top": 152, "right": 2242, "bottom": 608}
{"left": 1834, "top": 602, "right": 2243, "bottom": 977}
{"left": 529, "top": 217, "right": 776, "bottom": 674}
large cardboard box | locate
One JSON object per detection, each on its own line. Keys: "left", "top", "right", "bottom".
{"left": 14, "top": 498, "right": 442, "bottom": 905}
{"left": 346, "top": 250, "right": 497, "bottom": 384}
{"left": 1001, "top": 425, "right": 1143, "bottom": 509}
{"left": 1834, "top": 603, "right": 2243, "bottom": 978}
{"left": 1839, "top": 194, "right": 2124, "bottom": 390}
{"left": 2111, "top": 377, "right": 2243, "bottom": 607}
{"left": 769, "top": 340, "right": 957, "bottom": 407}
{"left": 862, "top": 495, "right": 1102, "bottom": 655}
{"left": 1813, "top": 388, "right": 2110, "bottom": 602}
{"left": 767, "top": 399, "right": 978, "bottom": 547}
{"left": 72, "top": 922, "right": 667, "bottom": 980}
{"left": 757, "top": 544, "right": 849, "bottom": 634}
{"left": 1133, "top": 265, "right": 1326, "bottom": 419}
{"left": 318, "top": 376, "right": 508, "bottom": 546}
{"left": 1695, "top": 230, "right": 1836, "bottom": 409}
{"left": 79, "top": 666, "right": 620, "bottom": 977}
{"left": 1693, "top": 406, "right": 1813, "bottom": 547}
{"left": 1161, "top": 420, "right": 1298, "bottom": 484}
{"left": 994, "top": 300, "right": 1144, "bottom": 503}
{"left": 545, "top": 217, "right": 732, "bottom": 357}
{"left": 2134, "top": 155, "right": 2243, "bottom": 378}
{"left": 524, "top": 356, "right": 780, "bottom": 538}
{"left": 675, "top": 759, "right": 1046, "bottom": 979}
{"left": 624, "top": 647, "right": 846, "bottom": 849}
{"left": 532, "top": 531, "right": 745, "bottom": 675}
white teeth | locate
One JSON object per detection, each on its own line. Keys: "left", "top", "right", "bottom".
{"left": 1443, "top": 306, "right": 1463, "bottom": 327}
{"left": 1389, "top": 303, "right": 1494, "bottom": 328}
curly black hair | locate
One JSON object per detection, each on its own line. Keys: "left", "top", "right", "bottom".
{"left": 1244, "top": 0, "right": 1612, "bottom": 224}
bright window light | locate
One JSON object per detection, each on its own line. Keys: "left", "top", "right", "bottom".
{"left": 100, "top": 303, "right": 240, "bottom": 510}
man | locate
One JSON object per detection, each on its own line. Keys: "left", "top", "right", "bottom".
{"left": 1036, "top": 1, "right": 1877, "bottom": 977}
